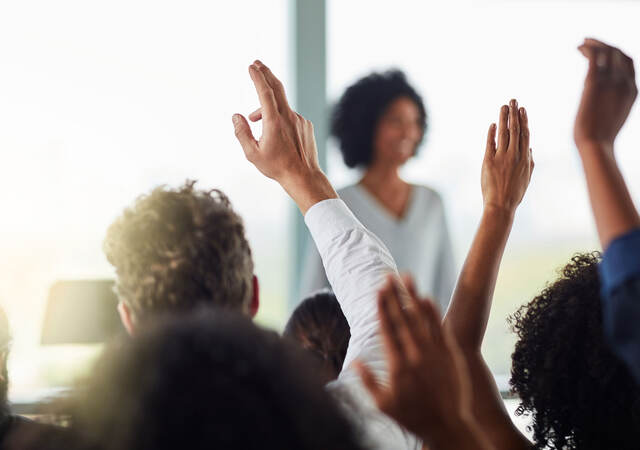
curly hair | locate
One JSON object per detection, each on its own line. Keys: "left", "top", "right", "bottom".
{"left": 331, "top": 70, "right": 427, "bottom": 168}
{"left": 71, "top": 310, "right": 364, "bottom": 450}
{"left": 103, "top": 181, "right": 254, "bottom": 320}
{"left": 283, "top": 291, "right": 350, "bottom": 382}
{"left": 509, "top": 252, "right": 640, "bottom": 450}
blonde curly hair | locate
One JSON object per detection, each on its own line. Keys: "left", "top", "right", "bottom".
{"left": 104, "top": 181, "right": 254, "bottom": 320}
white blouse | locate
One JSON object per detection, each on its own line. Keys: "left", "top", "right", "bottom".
{"left": 300, "top": 183, "right": 456, "bottom": 311}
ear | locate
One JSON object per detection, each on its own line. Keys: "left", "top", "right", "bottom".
{"left": 249, "top": 275, "right": 260, "bottom": 318}
{"left": 118, "top": 301, "right": 136, "bottom": 336}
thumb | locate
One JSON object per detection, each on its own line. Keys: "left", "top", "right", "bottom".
{"left": 232, "top": 114, "right": 259, "bottom": 161}
{"left": 248, "top": 107, "right": 263, "bottom": 122}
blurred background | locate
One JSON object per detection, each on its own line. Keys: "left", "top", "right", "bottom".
{"left": 0, "top": 0, "right": 639, "bottom": 425}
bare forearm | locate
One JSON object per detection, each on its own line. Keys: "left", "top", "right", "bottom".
{"left": 426, "top": 414, "right": 496, "bottom": 450}
{"left": 444, "top": 206, "right": 514, "bottom": 350}
{"left": 579, "top": 142, "right": 640, "bottom": 249}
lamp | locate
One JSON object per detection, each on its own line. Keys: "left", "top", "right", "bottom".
{"left": 41, "top": 279, "right": 125, "bottom": 345}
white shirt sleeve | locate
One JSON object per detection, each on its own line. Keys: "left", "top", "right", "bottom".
{"left": 304, "top": 198, "right": 398, "bottom": 370}
{"left": 305, "top": 198, "right": 421, "bottom": 450}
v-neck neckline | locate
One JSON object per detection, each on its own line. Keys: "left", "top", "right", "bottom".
{"left": 354, "top": 183, "right": 419, "bottom": 225}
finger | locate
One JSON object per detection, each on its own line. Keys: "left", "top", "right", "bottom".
{"left": 519, "top": 107, "right": 530, "bottom": 156}
{"left": 594, "top": 48, "right": 612, "bottom": 78}
{"left": 377, "top": 282, "right": 406, "bottom": 366}
{"left": 485, "top": 123, "right": 497, "bottom": 160}
{"left": 355, "top": 360, "right": 385, "bottom": 400}
{"left": 530, "top": 149, "right": 535, "bottom": 177}
{"left": 579, "top": 44, "right": 599, "bottom": 81}
{"left": 389, "top": 279, "right": 423, "bottom": 361}
{"left": 382, "top": 277, "right": 418, "bottom": 361}
{"left": 248, "top": 107, "right": 263, "bottom": 122}
{"left": 496, "top": 105, "right": 509, "bottom": 152}
{"left": 584, "top": 39, "right": 634, "bottom": 77}
{"left": 584, "top": 37, "right": 610, "bottom": 49}
{"left": 249, "top": 64, "right": 278, "bottom": 119}
{"left": 612, "top": 50, "right": 628, "bottom": 82}
{"left": 400, "top": 274, "right": 419, "bottom": 300}
{"left": 624, "top": 54, "right": 635, "bottom": 79}
{"left": 417, "top": 298, "right": 444, "bottom": 343}
{"left": 613, "top": 50, "right": 635, "bottom": 83}
{"left": 232, "top": 114, "right": 259, "bottom": 160}
{"left": 404, "top": 288, "right": 432, "bottom": 345}
{"left": 254, "top": 60, "right": 290, "bottom": 113}
{"left": 508, "top": 99, "right": 520, "bottom": 154}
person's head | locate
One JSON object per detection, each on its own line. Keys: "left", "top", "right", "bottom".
{"left": 331, "top": 70, "right": 427, "bottom": 170}
{"left": 71, "top": 309, "right": 364, "bottom": 450}
{"left": 509, "top": 252, "right": 640, "bottom": 450}
{"left": 283, "top": 291, "right": 350, "bottom": 383}
{"left": 103, "top": 181, "right": 258, "bottom": 334}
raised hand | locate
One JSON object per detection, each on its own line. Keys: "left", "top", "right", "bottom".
{"left": 356, "top": 276, "right": 492, "bottom": 450}
{"left": 574, "top": 38, "right": 637, "bottom": 152}
{"left": 481, "top": 99, "right": 534, "bottom": 214}
{"left": 440, "top": 101, "right": 535, "bottom": 450}
{"left": 233, "top": 61, "right": 336, "bottom": 213}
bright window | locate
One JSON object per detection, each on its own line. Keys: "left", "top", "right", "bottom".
{"left": 327, "top": 0, "right": 640, "bottom": 378}
{"left": 0, "top": 0, "right": 291, "bottom": 399}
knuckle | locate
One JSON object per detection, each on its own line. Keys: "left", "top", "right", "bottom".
{"left": 287, "top": 111, "right": 299, "bottom": 124}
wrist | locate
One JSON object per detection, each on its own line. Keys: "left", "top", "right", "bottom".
{"left": 426, "top": 413, "right": 490, "bottom": 450}
{"left": 576, "top": 139, "right": 615, "bottom": 157}
{"left": 280, "top": 168, "right": 338, "bottom": 214}
{"left": 482, "top": 203, "right": 517, "bottom": 222}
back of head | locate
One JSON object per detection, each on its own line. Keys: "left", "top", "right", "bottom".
{"left": 72, "top": 309, "right": 363, "bottom": 450}
{"left": 103, "top": 181, "right": 254, "bottom": 321}
{"left": 509, "top": 252, "right": 640, "bottom": 450}
{"left": 284, "top": 291, "right": 350, "bottom": 383}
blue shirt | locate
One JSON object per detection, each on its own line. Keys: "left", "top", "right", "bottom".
{"left": 599, "top": 228, "right": 640, "bottom": 382}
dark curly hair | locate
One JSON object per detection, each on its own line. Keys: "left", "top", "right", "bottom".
{"left": 283, "top": 291, "right": 350, "bottom": 383}
{"left": 70, "top": 309, "right": 364, "bottom": 450}
{"left": 331, "top": 70, "right": 427, "bottom": 168}
{"left": 103, "top": 181, "right": 254, "bottom": 320}
{"left": 509, "top": 252, "right": 640, "bottom": 450}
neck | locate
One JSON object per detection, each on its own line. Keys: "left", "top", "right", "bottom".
{"left": 361, "top": 163, "right": 404, "bottom": 191}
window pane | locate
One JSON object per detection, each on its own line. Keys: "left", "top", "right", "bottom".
{"left": 0, "top": 0, "right": 291, "bottom": 400}
{"left": 328, "top": 0, "right": 640, "bottom": 377}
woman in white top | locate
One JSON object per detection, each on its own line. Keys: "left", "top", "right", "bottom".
{"left": 301, "top": 70, "right": 456, "bottom": 310}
